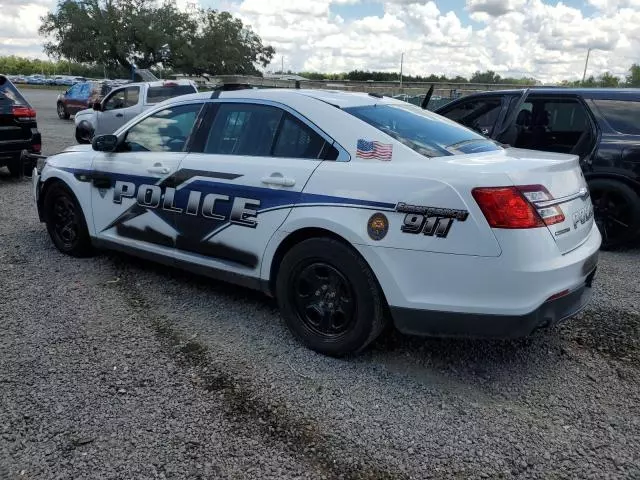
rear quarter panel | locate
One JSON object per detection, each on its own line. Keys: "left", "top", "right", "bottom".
{"left": 284, "top": 160, "right": 504, "bottom": 257}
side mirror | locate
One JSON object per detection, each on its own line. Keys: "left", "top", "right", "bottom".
{"left": 92, "top": 134, "right": 118, "bottom": 152}
{"left": 93, "top": 101, "right": 102, "bottom": 111}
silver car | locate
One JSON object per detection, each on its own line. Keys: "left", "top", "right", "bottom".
{"left": 74, "top": 79, "right": 198, "bottom": 143}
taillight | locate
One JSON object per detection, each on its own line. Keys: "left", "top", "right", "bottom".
{"left": 472, "top": 187, "right": 544, "bottom": 229}
{"left": 518, "top": 185, "right": 565, "bottom": 226}
{"left": 12, "top": 106, "right": 36, "bottom": 120}
{"left": 32, "top": 143, "right": 41, "bottom": 153}
{"left": 472, "top": 184, "right": 565, "bottom": 229}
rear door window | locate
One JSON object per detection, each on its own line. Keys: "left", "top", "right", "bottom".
{"left": 592, "top": 99, "right": 640, "bottom": 135}
{"left": 272, "top": 114, "right": 326, "bottom": 159}
{"left": 146, "top": 84, "right": 197, "bottom": 104}
{"left": 204, "top": 103, "right": 283, "bottom": 156}
{"left": 438, "top": 97, "right": 503, "bottom": 136}
{"left": 0, "top": 77, "right": 27, "bottom": 107}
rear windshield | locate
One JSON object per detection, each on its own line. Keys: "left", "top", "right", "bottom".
{"left": 344, "top": 103, "right": 502, "bottom": 158}
{"left": 593, "top": 99, "right": 640, "bottom": 135}
{"left": 146, "top": 84, "right": 197, "bottom": 104}
{"left": 0, "top": 76, "right": 28, "bottom": 107}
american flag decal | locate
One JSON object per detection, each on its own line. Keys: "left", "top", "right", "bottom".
{"left": 356, "top": 139, "right": 393, "bottom": 160}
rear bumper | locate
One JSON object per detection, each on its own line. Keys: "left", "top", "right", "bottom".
{"left": 0, "top": 131, "right": 41, "bottom": 164}
{"left": 392, "top": 268, "right": 596, "bottom": 339}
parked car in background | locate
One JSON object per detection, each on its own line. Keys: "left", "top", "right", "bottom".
{"left": 74, "top": 79, "right": 198, "bottom": 143}
{"left": 0, "top": 75, "right": 41, "bottom": 176}
{"left": 56, "top": 81, "right": 113, "bottom": 119}
{"left": 433, "top": 88, "right": 640, "bottom": 250}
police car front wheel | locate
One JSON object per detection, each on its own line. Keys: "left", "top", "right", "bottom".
{"left": 44, "top": 182, "right": 93, "bottom": 257}
{"left": 276, "top": 237, "right": 387, "bottom": 357}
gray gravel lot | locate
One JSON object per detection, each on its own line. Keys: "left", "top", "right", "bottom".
{"left": 1, "top": 88, "right": 639, "bottom": 479}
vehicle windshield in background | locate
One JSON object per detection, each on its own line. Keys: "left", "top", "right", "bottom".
{"left": 146, "top": 84, "right": 197, "bottom": 104}
{"left": 592, "top": 99, "right": 640, "bottom": 135}
{"left": 344, "top": 103, "right": 502, "bottom": 157}
{"left": 0, "top": 76, "right": 28, "bottom": 109}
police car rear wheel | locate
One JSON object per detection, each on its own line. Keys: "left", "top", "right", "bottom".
{"left": 276, "top": 237, "right": 386, "bottom": 357}
{"left": 44, "top": 183, "right": 93, "bottom": 257}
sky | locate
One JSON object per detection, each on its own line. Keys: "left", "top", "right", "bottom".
{"left": 1, "top": 0, "right": 639, "bottom": 83}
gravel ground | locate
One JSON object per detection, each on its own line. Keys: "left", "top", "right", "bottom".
{"left": 1, "top": 89, "right": 639, "bottom": 479}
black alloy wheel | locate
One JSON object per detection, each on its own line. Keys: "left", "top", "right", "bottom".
{"left": 44, "top": 182, "right": 93, "bottom": 257}
{"left": 589, "top": 178, "right": 640, "bottom": 250}
{"left": 291, "top": 262, "right": 356, "bottom": 339}
{"left": 276, "top": 237, "right": 387, "bottom": 357}
{"left": 51, "top": 194, "right": 79, "bottom": 249}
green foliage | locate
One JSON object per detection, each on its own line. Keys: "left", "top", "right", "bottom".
{"left": 39, "top": 0, "right": 274, "bottom": 75}
{"left": 0, "top": 55, "right": 130, "bottom": 78}
{"left": 626, "top": 64, "right": 640, "bottom": 87}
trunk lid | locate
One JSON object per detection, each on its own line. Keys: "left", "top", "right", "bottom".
{"left": 504, "top": 148, "right": 594, "bottom": 254}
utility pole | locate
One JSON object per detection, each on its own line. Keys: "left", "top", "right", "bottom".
{"left": 281, "top": 56, "right": 284, "bottom": 74}
{"left": 582, "top": 48, "right": 592, "bottom": 85}
{"left": 399, "top": 52, "right": 404, "bottom": 92}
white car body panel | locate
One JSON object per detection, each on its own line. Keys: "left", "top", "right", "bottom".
{"left": 36, "top": 88, "right": 601, "bottom": 340}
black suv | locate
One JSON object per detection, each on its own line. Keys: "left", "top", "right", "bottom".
{"left": 0, "top": 75, "right": 41, "bottom": 176}
{"left": 432, "top": 88, "right": 640, "bottom": 249}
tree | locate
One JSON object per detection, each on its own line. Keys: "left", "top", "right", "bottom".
{"left": 174, "top": 10, "right": 274, "bottom": 76}
{"left": 470, "top": 70, "right": 502, "bottom": 84}
{"left": 39, "top": 0, "right": 274, "bottom": 75}
{"left": 626, "top": 64, "right": 640, "bottom": 87}
{"left": 598, "top": 72, "right": 620, "bottom": 87}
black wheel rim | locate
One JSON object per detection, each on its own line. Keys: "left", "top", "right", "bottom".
{"left": 291, "top": 262, "right": 355, "bottom": 339}
{"left": 51, "top": 194, "right": 79, "bottom": 249}
{"left": 591, "top": 188, "right": 633, "bottom": 246}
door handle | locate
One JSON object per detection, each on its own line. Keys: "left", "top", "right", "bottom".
{"left": 115, "top": 113, "right": 124, "bottom": 118}
{"left": 147, "top": 166, "right": 170, "bottom": 174}
{"left": 261, "top": 175, "right": 295, "bottom": 187}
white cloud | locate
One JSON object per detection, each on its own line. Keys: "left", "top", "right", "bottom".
{"left": 466, "top": 0, "right": 527, "bottom": 16}
{"left": 1, "top": 0, "right": 639, "bottom": 83}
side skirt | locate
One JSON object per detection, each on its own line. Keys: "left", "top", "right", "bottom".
{"left": 92, "top": 238, "right": 263, "bottom": 292}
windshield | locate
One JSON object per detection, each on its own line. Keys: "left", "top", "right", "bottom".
{"left": 344, "top": 103, "right": 502, "bottom": 158}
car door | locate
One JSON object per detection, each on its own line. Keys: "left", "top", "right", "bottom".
{"left": 436, "top": 95, "right": 508, "bottom": 137}
{"left": 96, "top": 86, "right": 141, "bottom": 136}
{"left": 171, "top": 100, "right": 337, "bottom": 279}
{"left": 64, "top": 83, "right": 83, "bottom": 113}
{"left": 90, "top": 101, "right": 206, "bottom": 258}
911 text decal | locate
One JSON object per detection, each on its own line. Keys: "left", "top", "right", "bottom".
{"left": 395, "top": 202, "right": 468, "bottom": 238}
{"left": 113, "top": 180, "right": 261, "bottom": 228}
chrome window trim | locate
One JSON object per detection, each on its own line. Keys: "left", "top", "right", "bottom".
{"left": 206, "top": 98, "right": 351, "bottom": 162}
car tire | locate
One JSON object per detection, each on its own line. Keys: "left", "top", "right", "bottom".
{"left": 276, "top": 237, "right": 387, "bottom": 357}
{"left": 75, "top": 123, "right": 93, "bottom": 144}
{"left": 43, "top": 182, "right": 93, "bottom": 257}
{"left": 589, "top": 178, "right": 640, "bottom": 250}
{"left": 57, "top": 102, "right": 70, "bottom": 120}
{"left": 6, "top": 158, "right": 23, "bottom": 178}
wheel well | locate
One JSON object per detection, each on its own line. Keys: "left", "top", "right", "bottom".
{"left": 38, "top": 178, "right": 86, "bottom": 225}
{"left": 268, "top": 227, "right": 393, "bottom": 323}
{"left": 267, "top": 228, "right": 346, "bottom": 295}
{"left": 586, "top": 173, "right": 640, "bottom": 196}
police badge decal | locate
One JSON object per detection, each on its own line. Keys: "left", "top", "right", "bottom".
{"left": 367, "top": 213, "right": 389, "bottom": 240}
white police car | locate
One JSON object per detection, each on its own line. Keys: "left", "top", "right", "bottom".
{"left": 32, "top": 88, "right": 601, "bottom": 356}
